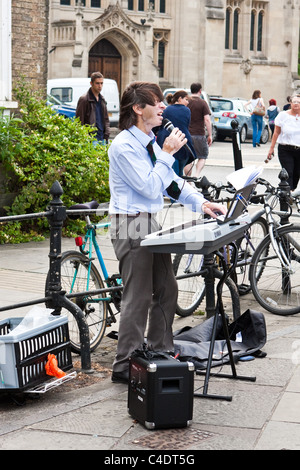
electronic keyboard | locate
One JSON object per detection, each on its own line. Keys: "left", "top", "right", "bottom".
{"left": 141, "top": 213, "right": 252, "bottom": 254}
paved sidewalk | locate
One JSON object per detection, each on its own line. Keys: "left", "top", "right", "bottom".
{"left": 0, "top": 202, "right": 300, "bottom": 452}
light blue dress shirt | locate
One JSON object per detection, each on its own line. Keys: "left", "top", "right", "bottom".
{"left": 108, "top": 125, "right": 207, "bottom": 215}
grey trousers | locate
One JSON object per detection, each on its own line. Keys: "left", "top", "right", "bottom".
{"left": 111, "top": 214, "right": 178, "bottom": 372}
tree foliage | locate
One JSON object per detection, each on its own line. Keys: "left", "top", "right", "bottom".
{"left": 0, "top": 81, "right": 110, "bottom": 243}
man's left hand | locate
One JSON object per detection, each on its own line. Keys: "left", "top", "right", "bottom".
{"left": 202, "top": 201, "right": 227, "bottom": 219}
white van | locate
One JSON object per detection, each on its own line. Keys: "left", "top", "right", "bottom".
{"left": 47, "top": 77, "right": 120, "bottom": 126}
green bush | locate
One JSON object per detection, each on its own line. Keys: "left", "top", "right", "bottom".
{"left": 0, "top": 81, "right": 110, "bottom": 244}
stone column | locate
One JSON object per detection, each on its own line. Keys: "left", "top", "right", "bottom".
{"left": 0, "top": 0, "right": 17, "bottom": 113}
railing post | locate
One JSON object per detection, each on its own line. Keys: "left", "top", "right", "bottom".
{"left": 46, "top": 180, "right": 66, "bottom": 300}
{"left": 45, "top": 181, "right": 92, "bottom": 372}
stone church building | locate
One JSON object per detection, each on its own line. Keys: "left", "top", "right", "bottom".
{"left": 49, "top": 0, "right": 300, "bottom": 108}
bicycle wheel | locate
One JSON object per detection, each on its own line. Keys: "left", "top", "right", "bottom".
{"left": 172, "top": 254, "right": 241, "bottom": 320}
{"left": 211, "top": 268, "right": 241, "bottom": 321}
{"left": 249, "top": 224, "right": 300, "bottom": 315}
{"left": 235, "top": 216, "right": 268, "bottom": 295}
{"left": 46, "top": 250, "right": 108, "bottom": 353}
{"left": 173, "top": 253, "right": 205, "bottom": 316}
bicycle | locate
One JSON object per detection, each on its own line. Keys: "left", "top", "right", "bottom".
{"left": 48, "top": 196, "right": 243, "bottom": 353}
{"left": 46, "top": 199, "right": 205, "bottom": 353}
{"left": 45, "top": 201, "right": 122, "bottom": 354}
{"left": 248, "top": 182, "right": 300, "bottom": 315}
{"left": 176, "top": 173, "right": 300, "bottom": 317}
{"left": 49, "top": 174, "right": 298, "bottom": 353}
{"left": 172, "top": 176, "right": 268, "bottom": 317}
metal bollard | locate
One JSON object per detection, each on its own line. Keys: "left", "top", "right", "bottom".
{"left": 231, "top": 119, "right": 243, "bottom": 171}
{"left": 278, "top": 169, "right": 291, "bottom": 225}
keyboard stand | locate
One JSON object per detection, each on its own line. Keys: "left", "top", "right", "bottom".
{"left": 140, "top": 216, "right": 257, "bottom": 400}
{"left": 194, "top": 244, "right": 256, "bottom": 401}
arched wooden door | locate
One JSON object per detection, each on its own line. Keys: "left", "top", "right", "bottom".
{"left": 89, "top": 39, "right": 121, "bottom": 93}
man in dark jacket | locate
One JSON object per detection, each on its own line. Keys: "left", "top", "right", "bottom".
{"left": 76, "top": 72, "right": 110, "bottom": 143}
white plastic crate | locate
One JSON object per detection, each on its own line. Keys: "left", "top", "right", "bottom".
{"left": 0, "top": 313, "right": 72, "bottom": 391}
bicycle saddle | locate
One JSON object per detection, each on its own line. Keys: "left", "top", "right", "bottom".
{"left": 67, "top": 200, "right": 101, "bottom": 219}
{"left": 68, "top": 200, "right": 99, "bottom": 211}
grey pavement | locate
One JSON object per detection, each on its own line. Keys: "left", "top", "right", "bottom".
{"left": 0, "top": 143, "right": 300, "bottom": 452}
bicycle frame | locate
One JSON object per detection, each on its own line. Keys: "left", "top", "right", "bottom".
{"left": 259, "top": 192, "right": 296, "bottom": 270}
{"left": 74, "top": 217, "right": 121, "bottom": 306}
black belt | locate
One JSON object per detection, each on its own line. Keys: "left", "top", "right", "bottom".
{"left": 280, "top": 144, "right": 300, "bottom": 151}
{"left": 113, "top": 213, "right": 155, "bottom": 219}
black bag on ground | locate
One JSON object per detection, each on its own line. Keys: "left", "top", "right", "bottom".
{"left": 173, "top": 309, "right": 267, "bottom": 369}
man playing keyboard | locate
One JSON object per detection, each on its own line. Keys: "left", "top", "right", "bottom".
{"left": 108, "top": 81, "right": 226, "bottom": 384}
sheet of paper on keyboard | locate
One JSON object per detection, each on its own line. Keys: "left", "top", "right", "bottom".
{"left": 226, "top": 166, "right": 263, "bottom": 190}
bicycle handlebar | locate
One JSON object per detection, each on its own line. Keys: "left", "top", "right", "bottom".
{"left": 182, "top": 174, "right": 298, "bottom": 219}
{"left": 67, "top": 173, "right": 300, "bottom": 222}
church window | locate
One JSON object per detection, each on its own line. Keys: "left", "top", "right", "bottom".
{"left": 91, "top": 0, "right": 101, "bottom": 7}
{"left": 250, "top": 4, "right": 265, "bottom": 54}
{"left": 153, "top": 30, "right": 169, "bottom": 79}
{"left": 149, "top": 0, "right": 155, "bottom": 10}
{"left": 160, "top": 0, "right": 165, "bottom": 13}
{"left": 225, "top": 5, "right": 240, "bottom": 51}
{"left": 128, "top": 0, "right": 166, "bottom": 13}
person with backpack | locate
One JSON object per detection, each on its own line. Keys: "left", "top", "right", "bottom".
{"left": 266, "top": 99, "right": 280, "bottom": 136}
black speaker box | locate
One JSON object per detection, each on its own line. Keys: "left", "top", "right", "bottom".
{"left": 128, "top": 351, "right": 194, "bottom": 430}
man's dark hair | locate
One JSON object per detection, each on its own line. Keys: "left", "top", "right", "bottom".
{"left": 119, "top": 81, "right": 164, "bottom": 130}
{"left": 190, "top": 83, "right": 202, "bottom": 94}
{"left": 91, "top": 72, "right": 104, "bottom": 82}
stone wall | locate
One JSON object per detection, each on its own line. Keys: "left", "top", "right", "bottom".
{"left": 11, "top": 0, "right": 49, "bottom": 95}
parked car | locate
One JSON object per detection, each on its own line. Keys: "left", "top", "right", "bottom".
{"left": 210, "top": 97, "right": 270, "bottom": 144}
{"left": 47, "top": 94, "right": 76, "bottom": 119}
{"left": 162, "top": 88, "right": 217, "bottom": 142}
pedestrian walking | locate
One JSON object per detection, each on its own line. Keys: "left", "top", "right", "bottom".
{"left": 156, "top": 90, "right": 196, "bottom": 177}
{"left": 266, "top": 94, "right": 300, "bottom": 190}
{"left": 283, "top": 96, "right": 291, "bottom": 111}
{"left": 76, "top": 72, "right": 110, "bottom": 144}
{"left": 184, "top": 83, "right": 212, "bottom": 177}
{"left": 266, "top": 99, "right": 280, "bottom": 136}
{"left": 246, "top": 90, "right": 266, "bottom": 147}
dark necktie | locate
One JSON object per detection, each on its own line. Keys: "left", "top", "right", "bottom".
{"left": 146, "top": 142, "right": 181, "bottom": 200}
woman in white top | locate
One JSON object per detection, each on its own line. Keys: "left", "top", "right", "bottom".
{"left": 246, "top": 90, "right": 266, "bottom": 148}
{"left": 267, "top": 94, "right": 300, "bottom": 190}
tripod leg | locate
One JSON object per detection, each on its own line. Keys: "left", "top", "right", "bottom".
{"left": 201, "top": 308, "right": 220, "bottom": 395}
{"left": 195, "top": 247, "right": 256, "bottom": 401}
{"left": 202, "top": 253, "right": 216, "bottom": 319}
